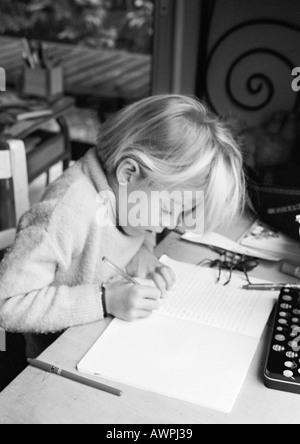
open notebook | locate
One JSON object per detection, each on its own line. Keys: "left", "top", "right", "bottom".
{"left": 77, "top": 256, "right": 275, "bottom": 413}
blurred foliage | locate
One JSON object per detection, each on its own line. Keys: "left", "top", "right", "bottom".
{"left": 118, "top": 0, "right": 154, "bottom": 53}
{"left": 0, "top": 0, "right": 154, "bottom": 53}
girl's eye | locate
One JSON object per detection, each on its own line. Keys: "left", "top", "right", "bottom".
{"left": 176, "top": 212, "right": 185, "bottom": 226}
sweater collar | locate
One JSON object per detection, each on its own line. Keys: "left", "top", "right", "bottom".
{"left": 81, "top": 148, "right": 118, "bottom": 224}
{"left": 81, "top": 147, "right": 111, "bottom": 194}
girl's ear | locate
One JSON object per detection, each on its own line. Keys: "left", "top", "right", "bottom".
{"left": 116, "top": 159, "right": 142, "bottom": 185}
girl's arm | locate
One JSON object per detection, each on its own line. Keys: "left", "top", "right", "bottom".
{"left": 0, "top": 227, "right": 104, "bottom": 333}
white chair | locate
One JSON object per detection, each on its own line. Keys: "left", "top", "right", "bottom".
{"left": 0, "top": 140, "right": 30, "bottom": 251}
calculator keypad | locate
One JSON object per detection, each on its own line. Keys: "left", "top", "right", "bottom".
{"left": 265, "top": 289, "right": 300, "bottom": 389}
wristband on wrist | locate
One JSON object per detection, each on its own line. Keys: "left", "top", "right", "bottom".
{"left": 101, "top": 282, "right": 108, "bottom": 318}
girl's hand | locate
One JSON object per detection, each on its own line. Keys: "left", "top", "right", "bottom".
{"left": 126, "top": 245, "right": 176, "bottom": 298}
{"left": 105, "top": 280, "right": 161, "bottom": 322}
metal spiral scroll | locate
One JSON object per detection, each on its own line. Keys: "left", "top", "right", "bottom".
{"left": 226, "top": 48, "right": 295, "bottom": 112}
{"left": 204, "top": 18, "right": 300, "bottom": 116}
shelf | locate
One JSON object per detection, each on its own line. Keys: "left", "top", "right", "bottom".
{"left": 24, "top": 130, "right": 66, "bottom": 182}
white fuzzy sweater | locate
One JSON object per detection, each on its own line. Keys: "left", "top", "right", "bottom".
{"left": 0, "top": 148, "right": 147, "bottom": 334}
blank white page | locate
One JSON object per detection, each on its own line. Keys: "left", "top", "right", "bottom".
{"left": 77, "top": 315, "right": 258, "bottom": 413}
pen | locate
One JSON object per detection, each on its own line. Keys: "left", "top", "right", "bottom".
{"left": 38, "top": 41, "right": 52, "bottom": 69}
{"left": 102, "top": 256, "right": 140, "bottom": 285}
{"left": 27, "top": 359, "right": 123, "bottom": 397}
{"left": 22, "top": 51, "right": 31, "bottom": 68}
{"left": 21, "top": 38, "right": 36, "bottom": 70}
{"left": 243, "top": 283, "right": 300, "bottom": 291}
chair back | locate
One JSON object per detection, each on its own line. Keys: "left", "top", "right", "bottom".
{"left": 0, "top": 140, "right": 29, "bottom": 250}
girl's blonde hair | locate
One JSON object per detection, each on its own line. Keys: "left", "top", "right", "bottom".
{"left": 97, "top": 95, "right": 246, "bottom": 232}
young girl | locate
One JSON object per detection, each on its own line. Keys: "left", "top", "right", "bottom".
{"left": 0, "top": 95, "right": 245, "bottom": 356}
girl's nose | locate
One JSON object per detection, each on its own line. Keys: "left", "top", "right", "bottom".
{"left": 168, "top": 219, "right": 179, "bottom": 230}
{"left": 161, "top": 211, "right": 181, "bottom": 230}
{"left": 161, "top": 213, "right": 172, "bottom": 229}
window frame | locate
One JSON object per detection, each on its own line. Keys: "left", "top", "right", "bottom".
{"left": 152, "top": 0, "right": 202, "bottom": 95}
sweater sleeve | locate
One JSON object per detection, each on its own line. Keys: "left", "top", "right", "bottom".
{"left": 0, "top": 226, "right": 104, "bottom": 334}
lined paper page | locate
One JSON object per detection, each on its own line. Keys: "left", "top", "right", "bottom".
{"left": 158, "top": 256, "right": 275, "bottom": 338}
{"left": 77, "top": 316, "right": 258, "bottom": 413}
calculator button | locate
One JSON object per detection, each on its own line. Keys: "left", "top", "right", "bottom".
{"left": 279, "top": 312, "right": 291, "bottom": 318}
{"left": 285, "top": 361, "right": 297, "bottom": 369}
{"left": 283, "top": 370, "right": 294, "bottom": 378}
{"left": 286, "top": 352, "right": 298, "bottom": 358}
{"left": 278, "top": 319, "right": 288, "bottom": 325}
{"left": 292, "top": 318, "right": 300, "bottom": 324}
{"left": 283, "top": 295, "right": 293, "bottom": 301}
{"left": 281, "top": 304, "right": 292, "bottom": 309}
{"left": 275, "top": 335, "right": 286, "bottom": 342}
{"left": 293, "top": 310, "right": 300, "bottom": 315}
{"left": 273, "top": 345, "right": 285, "bottom": 352}
{"left": 289, "top": 340, "right": 300, "bottom": 351}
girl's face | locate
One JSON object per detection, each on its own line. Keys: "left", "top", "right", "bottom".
{"left": 107, "top": 159, "right": 201, "bottom": 238}
{"left": 117, "top": 180, "right": 197, "bottom": 237}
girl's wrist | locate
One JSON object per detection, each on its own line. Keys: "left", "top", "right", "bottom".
{"left": 101, "top": 282, "right": 108, "bottom": 317}
{"left": 102, "top": 282, "right": 116, "bottom": 318}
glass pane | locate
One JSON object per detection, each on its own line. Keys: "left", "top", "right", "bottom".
{"left": 0, "top": 0, "right": 155, "bottom": 140}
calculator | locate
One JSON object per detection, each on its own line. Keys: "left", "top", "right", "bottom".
{"left": 264, "top": 288, "right": 300, "bottom": 394}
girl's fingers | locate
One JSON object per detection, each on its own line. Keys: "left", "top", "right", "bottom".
{"left": 139, "top": 297, "right": 160, "bottom": 312}
{"left": 156, "top": 265, "right": 176, "bottom": 290}
{"left": 136, "top": 310, "right": 153, "bottom": 319}
{"left": 151, "top": 272, "right": 168, "bottom": 299}
{"left": 138, "top": 286, "right": 161, "bottom": 300}
{"left": 165, "top": 265, "right": 176, "bottom": 282}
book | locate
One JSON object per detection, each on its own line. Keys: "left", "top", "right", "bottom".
{"left": 17, "top": 109, "right": 53, "bottom": 121}
{"left": 239, "top": 220, "right": 300, "bottom": 263}
{"left": 77, "top": 256, "right": 275, "bottom": 413}
{"left": 181, "top": 231, "right": 281, "bottom": 261}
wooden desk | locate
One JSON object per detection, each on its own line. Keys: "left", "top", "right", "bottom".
{"left": 0, "top": 225, "right": 300, "bottom": 424}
